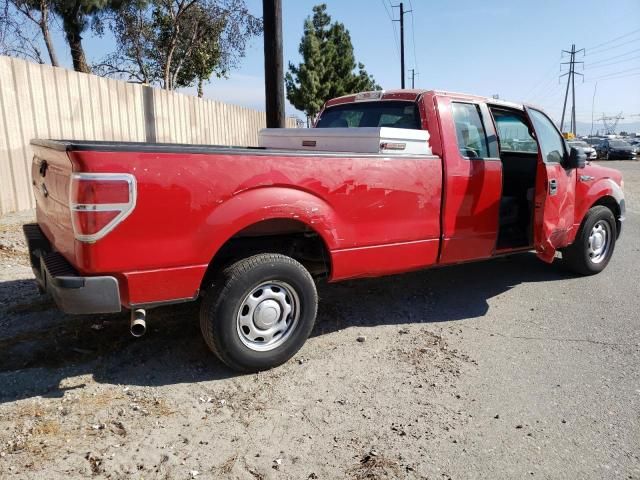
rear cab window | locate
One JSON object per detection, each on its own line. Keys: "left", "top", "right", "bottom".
{"left": 316, "top": 101, "right": 421, "bottom": 129}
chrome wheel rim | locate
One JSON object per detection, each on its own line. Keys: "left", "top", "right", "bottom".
{"left": 587, "top": 220, "right": 610, "bottom": 264}
{"left": 236, "top": 281, "right": 300, "bottom": 352}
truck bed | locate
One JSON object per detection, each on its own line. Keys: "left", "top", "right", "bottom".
{"left": 30, "top": 139, "right": 444, "bottom": 307}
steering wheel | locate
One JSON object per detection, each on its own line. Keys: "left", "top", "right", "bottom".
{"left": 461, "top": 147, "right": 479, "bottom": 158}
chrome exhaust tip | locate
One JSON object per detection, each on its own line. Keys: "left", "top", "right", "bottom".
{"left": 130, "top": 308, "right": 146, "bottom": 337}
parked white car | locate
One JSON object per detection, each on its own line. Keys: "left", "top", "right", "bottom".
{"left": 567, "top": 140, "right": 597, "bottom": 160}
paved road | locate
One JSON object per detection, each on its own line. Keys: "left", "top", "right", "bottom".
{"left": 434, "top": 160, "right": 640, "bottom": 478}
{"left": 0, "top": 160, "right": 638, "bottom": 479}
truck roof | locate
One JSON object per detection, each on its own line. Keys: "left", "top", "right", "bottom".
{"left": 324, "top": 89, "right": 526, "bottom": 112}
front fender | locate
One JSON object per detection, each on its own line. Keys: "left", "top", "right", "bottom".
{"left": 195, "top": 186, "right": 345, "bottom": 262}
{"left": 573, "top": 178, "right": 625, "bottom": 240}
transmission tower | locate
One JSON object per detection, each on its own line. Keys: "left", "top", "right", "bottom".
{"left": 560, "top": 44, "right": 584, "bottom": 135}
{"left": 596, "top": 112, "right": 624, "bottom": 135}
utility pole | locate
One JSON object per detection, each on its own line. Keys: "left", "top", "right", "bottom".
{"left": 393, "top": 3, "right": 411, "bottom": 89}
{"left": 409, "top": 68, "right": 418, "bottom": 88}
{"left": 559, "top": 44, "right": 584, "bottom": 135}
{"left": 590, "top": 82, "right": 597, "bottom": 137}
{"left": 263, "top": 0, "right": 285, "bottom": 128}
{"left": 399, "top": 2, "right": 404, "bottom": 89}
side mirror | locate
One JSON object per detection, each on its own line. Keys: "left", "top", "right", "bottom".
{"left": 566, "top": 146, "right": 587, "bottom": 169}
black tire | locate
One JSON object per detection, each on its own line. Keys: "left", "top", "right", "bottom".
{"left": 562, "top": 205, "right": 617, "bottom": 275}
{"left": 199, "top": 253, "right": 318, "bottom": 372}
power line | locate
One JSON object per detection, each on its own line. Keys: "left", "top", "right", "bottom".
{"left": 586, "top": 36, "right": 640, "bottom": 57}
{"left": 583, "top": 54, "right": 640, "bottom": 70}
{"left": 586, "top": 48, "right": 640, "bottom": 66}
{"left": 523, "top": 61, "right": 560, "bottom": 100}
{"left": 585, "top": 28, "right": 640, "bottom": 52}
{"left": 528, "top": 78, "right": 563, "bottom": 105}
{"left": 380, "top": 0, "right": 393, "bottom": 19}
{"left": 528, "top": 72, "right": 566, "bottom": 104}
{"left": 380, "top": 0, "right": 400, "bottom": 59}
{"left": 408, "top": 0, "right": 419, "bottom": 84}
{"left": 590, "top": 65, "right": 640, "bottom": 79}
{"left": 585, "top": 72, "right": 640, "bottom": 83}
{"left": 533, "top": 87, "right": 566, "bottom": 111}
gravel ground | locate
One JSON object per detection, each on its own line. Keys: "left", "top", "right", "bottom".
{"left": 0, "top": 160, "right": 638, "bottom": 479}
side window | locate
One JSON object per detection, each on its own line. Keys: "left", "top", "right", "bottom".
{"left": 491, "top": 109, "right": 538, "bottom": 153}
{"left": 452, "top": 102, "right": 489, "bottom": 159}
{"left": 528, "top": 109, "right": 566, "bottom": 164}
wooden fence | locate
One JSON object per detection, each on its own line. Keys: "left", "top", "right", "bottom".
{"left": 0, "top": 55, "right": 296, "bottom": 215}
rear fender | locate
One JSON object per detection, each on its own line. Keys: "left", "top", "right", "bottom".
{"left": 196, "top": 186, "right": 343, "bottom": 265}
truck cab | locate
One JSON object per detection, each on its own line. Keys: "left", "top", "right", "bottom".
{"left": 315, "top": 89, "right": 625, "bottom": 265}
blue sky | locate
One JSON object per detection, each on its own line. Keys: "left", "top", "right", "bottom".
{"left": 50, "top": 0, "right": 640, "bottom": 132}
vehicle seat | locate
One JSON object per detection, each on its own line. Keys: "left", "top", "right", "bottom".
{"left": 329, "top": 118, "right": 349, "bottom": 128}
{"left": 500, "top": 196, "right": 519, "bottom": 227}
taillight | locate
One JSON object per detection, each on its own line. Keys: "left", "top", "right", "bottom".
{"left": 69, "top": 173, "right": 137, "bottom": 242}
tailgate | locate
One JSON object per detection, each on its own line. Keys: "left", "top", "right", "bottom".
{"left": 31, "top": 144, "right": 76, "bottom": 264}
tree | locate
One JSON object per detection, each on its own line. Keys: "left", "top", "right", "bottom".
{"left": 0, "top": 0, "right": 113, "bottom": 72}
{"left": 285, "top": 4, "right": 379, "bottom": 120}
{"left": 52, "top": 0, "right": 117, "bottom": 73}
{"left": 0, "top": 0, "right": 59, "bottom": 65}
{"left": 94, "top": 0, "right": 261, "bottom": 95}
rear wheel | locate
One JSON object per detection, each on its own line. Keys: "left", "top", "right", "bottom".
{"left": 562, "top": 206, "right": 616, "bottom": 275}
{"left": 200, "top": 253, "right": 318, "bottom": 372}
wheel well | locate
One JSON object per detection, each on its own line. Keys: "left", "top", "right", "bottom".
{"left": 200, "top": 219, "right": 331, "bottom": 290}
{"left": 591, "top": 195, "right": 621, "bottom": 235}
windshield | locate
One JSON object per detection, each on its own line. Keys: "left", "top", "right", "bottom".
{"left": 316, "top": 101, "right": 421, "bottom": 129}
{"left": 610, "top": 140, "right": 630, "bottom": 148}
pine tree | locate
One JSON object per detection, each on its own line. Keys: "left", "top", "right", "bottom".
{"left": 285, "top": 4, "right": 379, "bottom": 121}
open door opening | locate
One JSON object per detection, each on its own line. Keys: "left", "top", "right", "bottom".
{"left": 489, "top": 106, "right": 538, "bottom": 251}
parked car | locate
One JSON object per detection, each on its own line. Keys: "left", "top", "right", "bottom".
{"left": 585, "top": 137, "right": 604, "bottom": 146}
{"left": 25, "top": 89, "right": 625, "bottom": 372}
{"left": 567, "top": 140, "right": 597, "bottom": 160}
{"left": 596, "top": 138, "right": 635, "bottom": 160}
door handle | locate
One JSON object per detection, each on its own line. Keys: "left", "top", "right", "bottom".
{"left": 549, "top": 179, "right": 558, "bottom": 196}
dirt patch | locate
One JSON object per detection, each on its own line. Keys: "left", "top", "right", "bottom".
{"left": 347, "top": 450, "right": 402, "bottom": 479}
{"left": 0, "top": 209, "right": 477, "bottom": 478}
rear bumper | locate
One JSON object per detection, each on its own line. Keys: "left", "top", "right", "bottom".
{"left": 23, "top": 224, "right": 122, "bottom": 314}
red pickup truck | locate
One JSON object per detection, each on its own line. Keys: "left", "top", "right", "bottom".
{"left": 24, "top": 89, "right": 625, "bottom": 372}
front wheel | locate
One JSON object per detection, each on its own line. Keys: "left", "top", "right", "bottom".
{"left": 200, "top": 253, "right": 318, "bottom": 372}
{"left": 562, "top": 206, "right": 617, "bottom": 275}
